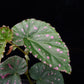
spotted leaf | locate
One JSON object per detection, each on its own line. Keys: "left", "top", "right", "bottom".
{"left": 29, "top": 62, "right": 64, "bottom": 84}
{"left": 0, "top": 56, "right": 28, "bottom": 84}
{"left": 0, "top": 74, "right": 22, "bottom": 84}
{"left": 12, "top": 19, "right": 71, "bottom": 74}
{"left": 0, "top": 26, "right": 13, "bottom": 61}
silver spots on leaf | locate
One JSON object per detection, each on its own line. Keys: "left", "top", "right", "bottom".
{"left": 26, "top": 24, "right": 28, "bottom": 28}
{"left": 59, "top": 64, "right": 61, "bottom": 67}
{"left": 49, "top": 46, "right": 51, "bottom": 48}
{"left": 63, "top": 59, "right": 66, "bottom": 61}
{"left": 60, "top": 51, "right": 63, "bottom": 53}
{"left": 38, "top": 48, "right": 41, "bottom": 51}
{"left": 47, "top": 56, "right": 50, "bottom": 59}
{"left": 54, "top": 67, "right": 59, "bottom": 70}
{"left": 21, "top": 29, "right": 25, "bottom": 34}
{"left": 34, "top": 26, "right": 38, "bottom": 30}
{"left": 43, "top": 61, "right": 46, "bottom": 64}
{"left": 49, "top": 64, "right": 52, "bottom": 67}
{"left": 29, "top": 46, "right": 31, "bottom": 48}
{"left": 46, "top": 34, "right": 49, "bottom": 37}
{"left": 15, "top": 33, "right": 19, "bottom": 36}
{"left": 35, "top": 55, "right": 38, "bottom": 58}
{"left": 44, "top": 26, "right": 47, "bottom": 29}
{"left": 30, "top": 51, "right": 32, "bottom": 53}
{"left": 56, "top": 48, "right": 63, "bottom": 54}
{"left": 51, "top": 36, "right": 54, "bottom": 39}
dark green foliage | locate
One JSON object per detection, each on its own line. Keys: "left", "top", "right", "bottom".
{"left": 29, "top": 62, "right": 64, "bottom": 84}
{"left": 0, "top": 56, "right": 28, "bottom": 84}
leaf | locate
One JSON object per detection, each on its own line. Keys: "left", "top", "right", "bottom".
{"left": 0, "top": 56, "right": 28, "bottom": 84}
{"left": 12, "top": 18, "right": 71, "bottom": 74}
{"left": 0, "top": 74, "right": 22, "bottom": 84}
{"left": 0, "top": 56, "right": 28, "bottom": 75}
{"left": 29, "top": 62, "right": 64, "bottom": 84}
{"left": 0, "top": 26, "right": 13, "bottom": 61}
{"left": 6, "top": 45, "right": 13, "bottom": 55}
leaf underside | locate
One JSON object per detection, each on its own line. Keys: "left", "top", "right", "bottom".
{"left": 29, "top": 62, "right": 64, "bottom": 84}
{"left": 0, "top": 56, "right": 28, "bottom": 84}
{"left": 0, "top": 26, "right": 12, "bottom": 61}
{"left": 12, "top": 18, "right": 71, "bottom": 74}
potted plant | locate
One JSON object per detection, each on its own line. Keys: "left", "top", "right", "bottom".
{"left": 0, "top": 18, "right": 71, "bottom": 84}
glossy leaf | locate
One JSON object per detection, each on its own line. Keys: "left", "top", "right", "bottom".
{"left": 12, "top": 19, "right": 71, "bottom": 74}
{"left": 0, "top": 26, "right": 12, "bottom": 61}
{"left": 0, "top": 56, "right": 28, "bottom": 84}
{"left": 29, "top": 62, "right": 64, "bottom": 84}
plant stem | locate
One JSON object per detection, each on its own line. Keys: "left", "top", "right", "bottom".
{"left": 8, "top": 41, "right": 33, "bottom": 84}
{"left": 27, "top": 75, "right": 32, "bottom": 84}
{"left": 25, "top": 72, "right": 33, "bottom": 84}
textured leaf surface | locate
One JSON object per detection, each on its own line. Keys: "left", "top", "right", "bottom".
{"left": 0, "top": 26, "right": 12, "bottom": 61}
{"left": 0, "top": 56, "right": 27, "bottom": 84}
{"left": 12, "top": 19, "right": 71, "bottom": 74}
{"left": 29, "top": 62, "right": 64, "bottom": 84}
{"left": 0, "top": 74, "right": 22, "bottom": 84}
{"left": 0, "top": 56, "right": 27, "bottom": 75}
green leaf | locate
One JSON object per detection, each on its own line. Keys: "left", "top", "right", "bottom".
{"left": 12, "top": 18, "right": 71, "bottom": 74}
{"left": 0, "top": 26, "right": 13, "bottom": 61}
{"left": 29, "top": 62, "right": 64, "bottom": 84}
{"left": 0, "top": 56, "right": 28, "bottom": 84}
{"left": 0, "top": 74, "right": 22, "bottom": 84}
